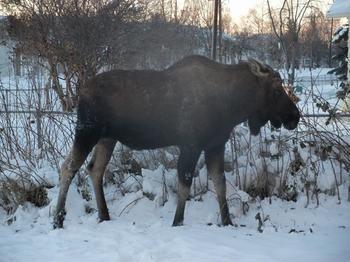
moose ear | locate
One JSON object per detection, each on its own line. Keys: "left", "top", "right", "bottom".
{"left": 248, "top": 58, "right": 270, "bottom": 78}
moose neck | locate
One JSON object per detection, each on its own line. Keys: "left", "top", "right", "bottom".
{"left": 224, "top": 67, "right": 267, "bottom": 128}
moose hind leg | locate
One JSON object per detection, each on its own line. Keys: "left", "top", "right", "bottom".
{"left": 54, "top": 130, "right": 99, "bottom": 229}
{"left": 173, "top": 146, "right": 201, "bottom": 226}
{"left": 87, "top": 138, "right": 116, "bottom": 222}
{"left": 54, "top": 146, "right": 92, "bottom": 228}
{"left": 205, "top": 145, "right": 233, "bottom": 226}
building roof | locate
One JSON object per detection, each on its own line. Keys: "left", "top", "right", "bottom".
{"left": 327, "top": 0, "right": 350, "bottom": 18}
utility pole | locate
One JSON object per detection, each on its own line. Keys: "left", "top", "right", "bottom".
{"left": 211, "top": 0, "right": 219, "bottom": 60}
{"left": 328, "top": 18, "right": 334, "bottom": 68}
{"left": 218, "top": 0, "right": 222, "bottom": 62}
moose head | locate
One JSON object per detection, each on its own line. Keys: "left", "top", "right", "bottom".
{"left": 247, "top": 59, "right": 300, "bottom": 135}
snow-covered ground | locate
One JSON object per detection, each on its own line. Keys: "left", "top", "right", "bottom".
{"left": 0, "top": 169, "right": 350, "bottom": 262}
{"left": 0, "top": 187, "right": 349, "bottom": 261}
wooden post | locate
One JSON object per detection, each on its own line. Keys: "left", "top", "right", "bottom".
{"left": 328, "top": 18, "right": 333, "bottom": 68}
{"left": 347, "top": 16, "right": 350, "bottom": 82}
{"left": 218, "top": 0, "right": 222, "bottom": 62}
{"left": 14, "top": 47, "right": 21, "bottom": 77}
{"left": 174, "top": 0, "right": 178, "bottom": 23}
{"left": 211, "top": 0, "right": 219, "bottom": 60}
{"left": 36, "top": 109, "right": 43, "bottom": 151}
{"left": 35, "top": 85, "right": 43, "bottom": 153}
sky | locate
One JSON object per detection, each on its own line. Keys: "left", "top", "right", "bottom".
{"left": 227, "top": 0, "right": 335, "bottom": 23}
{"left": 227, "top": 0, "right": 260, "bottom": 21}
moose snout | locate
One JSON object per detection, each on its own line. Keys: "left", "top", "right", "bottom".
{"left": 292, "top": 108, "right": 300, "bottom": 120}
{"left": 284, "top": 108, "right": 300, "bottom": 130}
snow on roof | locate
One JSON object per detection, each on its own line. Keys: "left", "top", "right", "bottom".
{"left": 327, "top": 0, "right": 350, "bottom": 18}
{"left": 332, "top": 25, "right": 349, "bottom": 43}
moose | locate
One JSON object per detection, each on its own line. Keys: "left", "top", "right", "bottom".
{"left": 54, "top": 55, "right": 300, "bottom": 228}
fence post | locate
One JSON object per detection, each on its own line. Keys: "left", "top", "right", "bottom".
{"left": 36, "top": 109, "right": 43, "bottom": 151}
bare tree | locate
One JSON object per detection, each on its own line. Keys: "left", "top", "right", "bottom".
{"left": 241, "top": 6, "right": 270, "bottom": 35}
{"left": 146, "top": 0, "right": 180, "bottom": 23}
{"left": 300, "top": 9, "right": 332, "bottom": 68}
{"left": 2, "top": 0, "right": 142, "bottom": 111}
{"left": 267, "top": 0, "right": 314, "bottom": 84}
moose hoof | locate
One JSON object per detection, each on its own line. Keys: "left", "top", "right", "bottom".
{"left": 172, "top": 220, "right": 184, "bottom": 227}
{"left": 222, "top": 218, "right": 233, "bottom": 226}
{"left": 53, "top": 210, "right": 66, "bottom": 229}
{"left": 98, "top": 214, "right": 110, "bottom": 223}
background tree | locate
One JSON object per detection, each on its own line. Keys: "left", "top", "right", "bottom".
{"left": 328, "top": 24, "right": 349, "bottom": 81}
{"left": 3, "top": 0, "right": 142, "bottom": 111}
{"left": 300, "top": 9, "right": 333, "bottom": 68}
{"left": 241, "top": 5, "right": 270, "bottom": 35}
{"left": 2, "top": 0, "right": 335, "bottom": 106}
{"left": 267, "top": 0, "right": 314, "bottom": 84}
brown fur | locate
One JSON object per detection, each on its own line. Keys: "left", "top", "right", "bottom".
{"left": 54, "top": 55, "right": 300, "bottom": 228}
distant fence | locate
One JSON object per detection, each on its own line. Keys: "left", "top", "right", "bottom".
{"left": 0, "top": 85, "right": 74, "bottom": 153}
{"left": 295, "top": 74, "right": 339, "bottom": 84}
{"left": 0, "top": 110, "right": 75, "bottom": 149}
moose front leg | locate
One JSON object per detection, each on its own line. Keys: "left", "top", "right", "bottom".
{"left": 205, "top": 144, "right": 233, "bottom": 226}
{"left": 172, "top": 146, "right": 201, "bottom": 226}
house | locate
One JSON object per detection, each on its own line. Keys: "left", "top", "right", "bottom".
{"left": 0, "top": 16, "right": 14, "bottom": 77}
{"left": 327, "top": 0, "right": 350, "bottom": 82}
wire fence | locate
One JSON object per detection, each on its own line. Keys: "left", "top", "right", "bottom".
{"left": 1, "top": 67, "right": 350, "bottom": 215}
{"left": 0, "top": 71, "right": 347, "bottom": 150}
{"left": 0, "top": 71, "right": 348, "bottom": 154}
{"left": 0, "top": 77, "right": 76, "bottom": 175}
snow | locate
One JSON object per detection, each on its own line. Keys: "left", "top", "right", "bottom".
{"left": 294, "top": 68, "right": 335, "bottom": 78}
{"left": 332, "top": 25, "right": 349, "bottom": 43}
{"left": 0, "top": 180, "right": 349, "bottom": 262}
